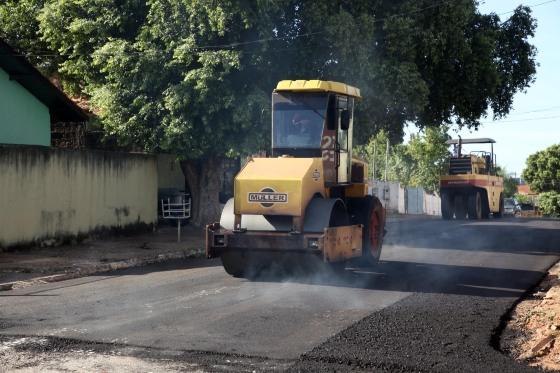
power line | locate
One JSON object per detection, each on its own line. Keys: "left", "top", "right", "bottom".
{"left": 487, "top": 105, "right": 560, "bottom": 118}
{"left": 496, "top": 0, "right": 558, "bottom": 15}
{"left": 0, "top": 0, "right": 461, "bottom": 57}
{"left": 197, "top": 0, "right": 458, "bottom": 50}
{"left": 481, "top": 114, "right": 560, "bottom": 124}
{"left": 509, "top": 105, "right": 560, "bottom": 115}
{"left": 196, "top": 31, "right": 324, "bottom": 50}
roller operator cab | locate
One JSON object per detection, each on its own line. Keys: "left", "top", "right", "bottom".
{"left": 440, "top": 138, "right": 504, "bottom": 220}
{"left": 206, "top": 80, "right": 386, "bottom": 278}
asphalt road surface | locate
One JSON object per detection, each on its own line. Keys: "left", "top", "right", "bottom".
{"left": 1, "top": 216, "right": 560, "bottom": 372}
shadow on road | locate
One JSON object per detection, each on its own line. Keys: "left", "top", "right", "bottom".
{"left": 385, "top": 217, "right": 560, "bottom": 256}
{"left": 250, "top": 259, "right": 542, "bottom": 298}
{"left": 247, "top": 217, "right": 560, "bottom": 297}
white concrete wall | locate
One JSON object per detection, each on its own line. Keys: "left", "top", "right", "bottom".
{"left": 0, "top": 146, "right": 158, "bottom": 248}
{"left": 369, "top": 179, "right": 441, "bottom": 216}
{"left": 370, "top": 181, "right": 400, "bottom": 213}
{"left": 423, "top": 192, "right": 442, "bottom": 216}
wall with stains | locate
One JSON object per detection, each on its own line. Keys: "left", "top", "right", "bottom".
{"left": 0, "top": 145, "right": 158, "bottom": 248}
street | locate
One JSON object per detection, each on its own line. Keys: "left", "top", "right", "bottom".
{"left": 2, "top": 216, "right": 560, "bottom": 372}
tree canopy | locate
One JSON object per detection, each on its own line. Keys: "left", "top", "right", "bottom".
{"left": 1, "top": 0, "right": 538, "bottom": 151}
{"left": 522, "top": 144, "right": 560, "bottom": 194}
{"left": 522, "top": 144, "right": 560, "bottom": 217}
{"left": 355, "top": 126, "right": 450, "bottom": 193}
{"left": 495, "top": 166, "right": 519, "bottom": 198}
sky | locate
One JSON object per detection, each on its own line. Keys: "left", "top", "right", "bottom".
{"left": 404, "top": 0, "right": 560, "bottom": 177}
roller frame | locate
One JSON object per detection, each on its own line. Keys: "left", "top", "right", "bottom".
{"left": 206, "top": 197, "right": 363, "bottom": 263}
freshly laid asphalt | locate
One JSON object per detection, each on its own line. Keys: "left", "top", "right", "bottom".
{"left": 1, "top": 216, "right": 560, "bottom": 371}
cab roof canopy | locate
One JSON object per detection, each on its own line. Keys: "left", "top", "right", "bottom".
{"left": 275, "top": 80, "right": 361, "bottom": 99}
{"left": 446, "top": 138, "right": 496, "bottom": 145}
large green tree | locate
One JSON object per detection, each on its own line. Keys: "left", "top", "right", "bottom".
{"left": 406, "top": 127, "right": 450, "bottom": 193}
{"left": 355, "top": 127, "right": 450, "bottom": 192}
{"left": 522, "top": 144, "right": 560, "bottom": 216}
{"left": 279, "top": 1, "right": 537, "bottom": 143}
{"left": 522, "top": 144, "right": 560, "bottom": 193}
{"left": 0, "top": 0, "right": 538, "bottom": 225}
{"left": 495, "top": 166, "right": 519, "bottom": 198}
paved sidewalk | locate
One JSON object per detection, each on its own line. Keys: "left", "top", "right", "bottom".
{"left": 0, "top": 224, "right": 205, "bottom": 290}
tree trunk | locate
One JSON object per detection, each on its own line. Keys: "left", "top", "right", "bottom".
{"left": 181, "top": 157, "right": 224, "bottom": 227}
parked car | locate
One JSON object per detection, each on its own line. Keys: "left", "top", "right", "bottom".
{"left": 504, "top": 198, "right": 521, "bottom": 216}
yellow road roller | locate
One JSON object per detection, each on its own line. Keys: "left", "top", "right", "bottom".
{"left": 440, "top": 138, "right": 504, "bottom": 219}
{"left": 206, "top": 80, "right": 386, "bottom": 277}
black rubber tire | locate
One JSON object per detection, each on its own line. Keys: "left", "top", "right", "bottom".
{"left": 221, "top": 251, "right": 247, "bottom": 278}
{"left": 454, "top": 195, "right": 467, "bottom": 219}
{"left": 348, "top": 196, "right": 384, "bottom": 267}
{"left": 481, "top": 192, "right": 490, "bottom": 219}
{"left": 467, "top": 191, "right": 482, "bottom": 220}
{"left": 441, "top": 191, "right": 453, "bottom": 220}
{"left": 493, "top": 194, "right": 504, "bottom": 218}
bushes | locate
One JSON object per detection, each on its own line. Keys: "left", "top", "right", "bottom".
{"left": 514, "top": 193, "right": 530, "bottom": 204}
{"left": 538, "top": 192, "right": 560, "bottom": 217}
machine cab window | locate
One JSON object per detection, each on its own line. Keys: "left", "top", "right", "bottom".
{"left": 272, "top": 93, "right": 327, "bottom": 155}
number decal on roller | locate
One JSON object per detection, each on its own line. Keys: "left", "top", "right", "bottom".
{"left": 321, "top": 135, "right": 335, "bottom": 162}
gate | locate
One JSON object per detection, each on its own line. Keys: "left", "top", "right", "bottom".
{"left": 406, "top": 187, "right": 424, "bottom": 214}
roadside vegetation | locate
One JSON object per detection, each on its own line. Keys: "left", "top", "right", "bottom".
{"left": 0, "top": 0, "right": 538, "bottom": 225}
{"left": 355, "top": 127, "right": 450, "bottom": 193}
{"left": 522, "top": 144, "right": 560, "bottom": 217}
{"left": 497, "top": 167, "right": 520, "bottom": 198}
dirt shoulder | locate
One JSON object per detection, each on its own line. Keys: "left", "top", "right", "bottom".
{"left": 502, "top": 261, "right": 560, "bottom": 371}
{"left": 0, "top": 224, "right": 205, "bottom": 291}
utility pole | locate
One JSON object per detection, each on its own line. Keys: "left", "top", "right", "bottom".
{"left": 384, "top": 138, "right": 389, "bottom": 181}
{"left": 372, "top": 142, "right": 376, "bottom": 180}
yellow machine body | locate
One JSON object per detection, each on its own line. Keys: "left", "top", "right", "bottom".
{"left": 440, "top": 173, "right": 503, "bottom": 213}
{"left": 275, "top": 80, "right": 361, "bottom": 98}
{"left": 234, "top": 157, "right": 325, "bottom": 217}
{"left": 440, "top": 138, "right": 505, "bottom": 219}
{"left": 206, "top": 80, "right": 385, "bottom": 277}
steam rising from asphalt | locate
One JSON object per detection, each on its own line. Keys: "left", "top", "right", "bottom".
{"left": 231, "top": 253, "right": 385, "bottom": 312}
{"left": 231, "top": 216, "right": 560, "bottom": 301}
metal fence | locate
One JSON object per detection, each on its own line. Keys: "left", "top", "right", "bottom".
{"left": 370, "top": 180, "right": 441, "bottom": 216}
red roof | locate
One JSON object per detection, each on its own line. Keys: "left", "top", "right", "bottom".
{"left": 517, "top": 184, "right": 537, "bottom": 195}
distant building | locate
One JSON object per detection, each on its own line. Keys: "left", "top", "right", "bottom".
{"left": 517, "top": 183, "right": 537, "bottom": 196}
{"left": 0, "top": 39, "right": 88, "bottom": 148}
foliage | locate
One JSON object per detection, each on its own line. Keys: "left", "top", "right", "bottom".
{"left": 503, "top": 176, "right": 520, "bottom": 198}
{"left": 389, "top": 144, "right": 415, "bottom": 188}
{"left": 355, "top": 127, "right": 450, "bottom": 193}
{"left": 522, "top": 144, "right": 560, "bottom": 193}
{"left": 354, "top": 130, "right": 391, "bottom": 181}
{"left": 496, "top": 167, "right": 520, "bottom": 198}
{"left": 406, "top": 127, "right": 451, "bottom": 193}
{"left": 538, "top": 192, "right": 560, "bottom": 217}
{"left": 0, "top": 0, "right": 538, "bottom": 152}
{"left": 0, "top": 0, "right": 58, "bottom": 74}
{"left": 283, "top": 1, "right": 537, "bottom": 143}
{"left": 515, "top": 193, "right": 530, "bottom": 205}
{"left": 35, "top": 0, "right": 275, "bottom": 156}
